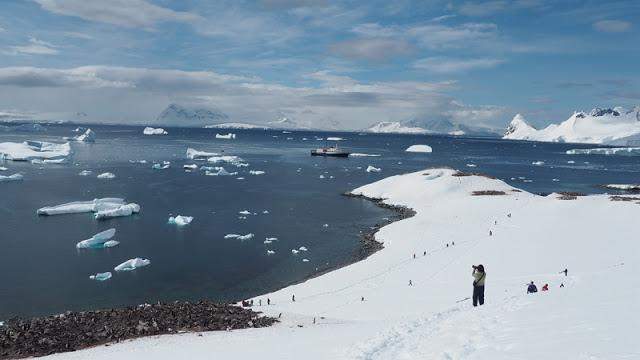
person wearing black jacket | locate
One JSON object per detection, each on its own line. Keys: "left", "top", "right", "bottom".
{"left": 472, "top": 265, "right": 486, "bottom": 307}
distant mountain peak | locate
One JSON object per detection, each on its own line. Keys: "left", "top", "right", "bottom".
{"left": 504, "top": 114, "right": 536, "bottom": 137}
{"left": 154, "top": 104, "right": 229, "bottom": 127}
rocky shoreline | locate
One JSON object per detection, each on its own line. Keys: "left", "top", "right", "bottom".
{"left": 0, "top": 300, "right": 276, "bottom": 359}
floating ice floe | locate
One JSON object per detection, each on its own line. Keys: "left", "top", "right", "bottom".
{"left": 319, "top": 175, "right": 325, "bottom": 179}
{"left": 349, "top": 153, "right": 381, "bottom": 157}
{"left": 143, "top": 127, "right": 167, "bottom": 135}
{"left": 405, "top": 144, "right": 433, "bottom": 153}
{"left": 224, "top": 233, "right": 254, "bottom": 240}
{"left": 186, "top": 148, "right": 219, "bottom": 160}
{"left": 129, "top": 159, "right": 147, "bottom": 164}
{"left": 76, "top": 228, "right": 118, "bottom": 249}
{"left": 291, "top": 249, "right": 299, "bottom": 254}
{"left": 78, "top": 170, "right": 93, "bottom": 176}
{"left": 183, "top": 164, "right": 198, "bottom": 170}
{"left": 566, "top": 147, "right": 640, "bottom": 156}
{"left": 0, "top": 141, "right": 71, "bottom": 162}
{"left": 0, "top": 167, "right": 7, "bottom": 171}
{"left": 323, "top": 223, "right": 329, "bottom": 227}
{"left": 466, "top": 163, "right": 477, "bottom": 168}
{"left": 97, "top": 172, "right": 116, "bottom": 179}
{"left": 215, "top": 133, "right": 236, "bottom": 139}
{"left": 552, "top": 178, "right": 560, "bottom": 182}
{"left": 264, "top": 237, "right": 278, "bottom": 244}
{"left": 152, "top": 161, "right": 170, "bottom": 170}
{"left": 262, "top": 210, "right": 269, "bottom": 214}
{"left": 302, "top": 258, "right": 309, "bottom": 262}
{"left": 267, "top": 250, "right": 275, "bottom": 255}
{"left": 89, "top": 272, "right": 112, "bottom": 281}
{"left": 0, "top": 173, "right": 23, "bottom": 182}
{"left": 532, "top": 161, "right": 545, "bottom": 166}
{"left": 238, "top": 210, "right": 252, "bottom": 215}
{"left": 299, "top": 246, "right": 308, "bottom": 251}
{"left": 567, "top": 160, "right": 575, "bottom": 164}
{"left": 65, "top": 128, "right": 96, "bottom": 143}
{"left": 366, "top": 165, "right": 381, "bottom": 173}
{"left": 604, "top": 184, "right": 640, "bottom": 191}
{"left": 114, "top": 258, "right": 151, "bottom": 272}
{"left": 207, "top": 155, "right": 247, "bottom": 167}
{"left": 168, "top": 215, "right": 193, "bottom": 226}
{"left": 327, "top": 137, "right": 344, "bottom": 141}
{"left": 95, "top": 203, "right": 140, "bottom": 220}
{"left": 204, "top": 167, "right": 237, "bottom": 176}
{"left": 249, "top": 170, "right": 265, "bottom": 175}
{"left": 38, "top": 198, "right": 134, "bottom": 216}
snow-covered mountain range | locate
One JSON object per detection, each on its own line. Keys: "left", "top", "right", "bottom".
{"left": 365, "top": 118, "right": 497, "bottom": 136}
{"left": 503, "top": 107, "right": 640, "bottom": 145}
{"left": 204, "top": 123, "right": 268, "bottom": 130}
{"left": 154, "top": 104, "right": 229, "bottom": 127}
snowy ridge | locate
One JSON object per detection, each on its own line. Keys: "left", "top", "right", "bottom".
{"left": 46, "top": 169, "right": 640, "bottom": 360}
{"left": 504, "top": 107, "right": 640, "bottom": 145}
{"left": 204, "top": 123, "right": 268, "bottom": 130}
{"left": 364, "top": 121, "right": 429, "bottom": 134}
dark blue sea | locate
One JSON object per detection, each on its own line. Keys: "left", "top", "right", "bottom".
{"left": 1, "top": 124, "right": 638, "bottom": 319}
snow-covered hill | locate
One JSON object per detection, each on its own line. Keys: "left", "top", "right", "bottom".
{"left": 366, "top": 118, "right": 497, "bottom": 136}
{"left": 47, "top": 169, "right": 640, "bottom": 360}
{"left": 154, "top": 104, "right": 229, "bottom": 127}
{"left": 204, "top": 123, "right": 268, "bottom": 130}
{"left": 365, "top": 121, "right": 429, "bottom": 134}
{"left": 503, "top": 107, "right": 640, "bottom": 145}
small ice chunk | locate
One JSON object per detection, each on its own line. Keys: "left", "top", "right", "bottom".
{"left": 78, "top": 170, "right": 92, "bottom": 176}
{"left": 0, "top": 173, "right": 23, "bottom": 182}
{"left": 291, "top": 249, "right": 299, "bottom": 254}
{"left": 405, "top": 145, "right": 432, "bottom": 153}
{"left": 89, "top": 272, "right": 112, "bottom": 281}
{"left": 302, "top": 258, "right": 309, "bottom": 262}
{"left": 239, "top": 210, "right": 251, "bottom": 215}
{"left": 249, "top": 170, "right": 265, "bottom": 175}
{"left": 183, "top": 164, "right": 198, "bottom": 170}
{"left": 186, "top": 148, "right": 219, "bottom": 160}
{"left": 319, "top": 174, "right": 325, "bottom": 179}
{"left": 152, "top": 162, "right": 170, "bottom": 170}
{"left": 567, "top": 160, "right": 575, "bottom": 164}
{"left": 323, "top": 223, "right": 329, "bottom": 227}
{"left": 143, "top": 127, "right": 167, "bottom": 135}
{"left": 97, "top": 172, "right": 116, "bottom": 179}
{"left": 114, "top": 258, "right": 151, "bottom": 272}
{"left": 466, "top": 163, "right": 477, "bottom": 168}
{"left": 366, "top": 165, "right": 381, "bottom": 173}
{"left": 349, "top": 153, "right": 380, "bottom": 157}
{"left": 0, "top": 166, "right": 7, "bottom": 171}
{"left": 168, "top": 215, "right": 193, "bottom": 226}
{"left": 205, "top": 167, "right": 237, "bottom": 176}
{"left": 267, "top": 250, "right": 275, "bottom": 255}
{"left": 299, "top": 246, "right": 308, "bottom": 251}
{"left": 225, "top": 233, "right": 254, "bottom": 240}
{"left": 65, "top": 128, "right": 96, "bottom": 143}
{"left": 552, "top": 178, "right": 560, "bottom": 182}
{"left": 95, "top": 203, "right": 140, "bottom": 220}
{"left": 327, "top": 137, "right": 344, "bottom": 141}
{"left": 215, "top": 133, "right": 236, "bottom": 139}
{"left": 76, "top": 228, "right": 116, "bottom": 249}
{"left": 532, "top": 161, "right": 545, "bottom": 166}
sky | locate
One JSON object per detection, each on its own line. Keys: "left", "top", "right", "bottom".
{"left": 0, "top": 0, "right": 638, "bottom": 130}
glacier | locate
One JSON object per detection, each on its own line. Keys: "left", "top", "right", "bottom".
{"left": 76, "top": 228, "right": 118, "bottom": 249}
{"left": 114, "top": 258, "right": 151, "bottom": 272}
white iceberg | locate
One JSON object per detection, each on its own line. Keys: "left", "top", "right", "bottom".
{"left": 366, "top": 165, "right": 381, "bottom": 173}
{"left": 89, "top": 272, "right": 112, "bottom": 281}
{"left": 0, "top": 141, "right": 71, "bottom": 162}
{"left": 249, "top": 170, "right": 265, "bottom": 175}
{"left": 204, "top": 167, "right": 237, "bottom": 176}
{"left": 143, "top": 127, "right": 168, "bottom": 135}
{"left": 168, "top": 215, "right": 193, "bottom": 226}
{"left": 114, "top": 258, "right": 151, "bottom": 272}
{"left": 183, "top": 164, "right": 198, "bottom": 170}
{"left": 302, "top": 258, "right": 309, "bottom": 262}
{"left": 0, "top": 173, "right": 23, "bottom": 182}
{"left": 38, "top": 198, "right": 127, "bottom": 216}
{"left": 0, "top": 166, "right": 7, "bottom": 171}
{"left": 78, "top": 170, "right": 93, "bottom": 176}
{"left": 532, "top": 161, "right": 545, "bottom": 166}
{"left": 224, "top": 233, "right": 254, "bottom": 240}
{"left": 65, "top": 128, "right": 96, "bottom": 143}
{"left": 349, "top": 153, "right": 381, "bottom": 157}
{"left": 327, "top": 137, "right": 344, "bottom": 141}
{"left": 186, "top": 148, "right": 219, "bottom": 160}
{"left": 238, "top": 210, "right": 251, "bottom": 215}
{"left": 95, "top": 203, "right": 140, "bottom": 220}
{"left": 267, "top": 250, "right": 275, "bottom": 255}
{"left": 291, "top": 249, "right": 299, "bottom": 254}
{"left": 299, "top": 246, "right": 308, "bottom": 251}
{"left": 405, "top": 144, "right": 433, "bottom": 153}
{"left": 76, "top": 228, "right": 118, "bottom": 249}
{"left": 566, "top": 147, "right": 640, "bottom": 156}
{"left": 207, "top": 155, "right": 247, "bottom": 167}
{"left": 215, "top": 133, "right": 236, "bottom": 139}
{"left": 152, "top": 161, "right": 170, "bottom": 170}
{"left": 97, "top": 172, "right": 116, "bottom": 179}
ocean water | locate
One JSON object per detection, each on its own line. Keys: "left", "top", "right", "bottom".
{"left": 1, "top": 125, "right": 638, "bottom": 319}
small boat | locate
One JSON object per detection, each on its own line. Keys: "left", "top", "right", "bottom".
{"left": 310, "top": 145, "right": 350, "bottom": 157}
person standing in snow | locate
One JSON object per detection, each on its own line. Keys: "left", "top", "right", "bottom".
{"left": 472, "top": 265, "right": 486, "bottom": 307}
{"left": 542, "top": 284, "right": 549, "bottom": 291}
{"left": 527, "top": 281, "right": 538, "bottom": 293}
{"left": 560, "top": 268, "right": 568, "bottom": 276}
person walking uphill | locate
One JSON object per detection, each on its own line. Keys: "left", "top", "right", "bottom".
{"left": 472, "top": 264, "right": 486, "bottom": 307}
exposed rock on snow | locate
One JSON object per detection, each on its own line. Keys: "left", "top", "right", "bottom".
{"left": 143, "top": 127, "right": 168, "bottom": 135}
{"left": 405, "top": 144, "right": 433, "bottom": 153}
{"left": 566, "top": 147, "right": 640, "bottom": 156}
{"left": 168, "top": 215, "right": 193, "bottom": 226}
{"left": 0, "top": 173, "right": 23, "bottom": 182}
{"left": 97, "top": 172, "right": 116, "bottom": 179}
{"left": 76, "top": 228, "right": 118, "bottom": 249}
{"left": 0, "top": 141, "right": 70, "bottom": 162}
{"left": 215, "top": 133, "right": 236, "bottom": 139}
{"left": 114, "top": 258, "right": 150, "bottom": 272}
{"left": 503, "top": 107, "right": 640, "bottom": 145}
{"left": 65, "top": 128, "right": 96, "bottom": 143}
{"left": 186, "top": 148, "right": 219, "bottom": 160}
{"left": 366, "top": 165, "right": 381, "bottom": 173}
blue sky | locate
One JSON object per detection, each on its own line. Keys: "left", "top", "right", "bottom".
{"left": 0, "top": 0, "right": 638, "bottom": 129}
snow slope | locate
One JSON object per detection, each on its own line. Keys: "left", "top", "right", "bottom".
{"left": 45, "top": 169, "right": 640, "bottom": 359}
{"left": 504, "top": 107, "right": 640, "bottom": 145}
{"left": 365, "top": 121, "right": 429, "bottom": 134}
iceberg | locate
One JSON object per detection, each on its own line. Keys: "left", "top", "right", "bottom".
{"left": 532, "top": 161, "right": 545, "bottom": 166}
{"left": 114, "top": 258, "right": 151, "bottom": 272}
{"left": 405, "top": 144, "right": 433, "bottom": 153}
{"left": 238, "top": 210, "right": 251, "bottom": 215}
{"left": 183, "top": 164, "right": 198, "bottom": 170}
{"left": 327, "top": 137, "right": 344, "bottom": 141}
{"left": 215, "top": 133, "right": 236, "bottom": 139}
{"left": 38, "top": 198, "right": 127, "bottom": 216}
{"left": 186, "top": 148, "right": 219, "bottom": 160}
{"left": 65, "top": 128, "right": 96, "bottom": 143}
{"left": 78, "top": 170, "right": 92, "bottom": 176}
{"left": 168, "top": 215, "right": 193, "bottom": 226}
{"left": 366, "top": 165, "right": 381, "bottom": 173}
{"left": 97, "top": 172, "right": 116, "bottom": 179}
{"left": 207, "top": 155, "right": 247, "bottom": 167}
{"left": 0, "top": 141, "right": 71, "bottom": 161}
{"left": 152, "top": 161, "right": 170, "bottom": 170}
{"left": 249, "top": 170, "right": 265, "bottom": 175}
{"left": 0, "top": 173, "right": 23, "bottom": 182}
{"left": 0, "top": 167, "right": 7, "bottom": 171}
{"left": 299, "top": 246, "right": 308, "bottom": 251}
{"left": 350, "top": 153, "right": 381, "bottom": 157}
{"left": 566, "top": 147, "right": 640, "bottom": 156}
{"left": 603, "top": 184, "right": 640, "bottom": 191}
{"left": 224, "top": 233, "right": 254, "bottom": 240}
{"left": 143, "top": 127, "right": 168, "bottom": 135}
{"left": 76, "top": 228, "right": 117, "bottom": 249}
{"left": 89, "top": 272, "right": 112, "bottom": 281}
{"left": 204, "top": 167, "right": 237, "bottom": 176}
{"left": 267, "top": 250, "right": 275, "bottom": 255}
{"left": 94, "top": 203, "right": 140, "bottom": 220}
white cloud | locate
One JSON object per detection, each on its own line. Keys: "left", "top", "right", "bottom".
{"left": 330, "top": 38, "right": 414, "bottom": 61}
{"left": 413, "top": 57, "right": 505, "bottom": 73}
{"left": 593, "top": 19, "right": 632, "bottom": 33}
{"left": 5, "top": 37, "right": 59, "bottom": 55}
{"left": 34, "top": 0, "right": 201, "bottom": 29}
{"left": 408, "top": 23, "right": 498, "bottom": 49}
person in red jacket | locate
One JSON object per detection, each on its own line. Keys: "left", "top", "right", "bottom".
{"left": 542, "top": 284, "right": 549, "bottom": 291}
